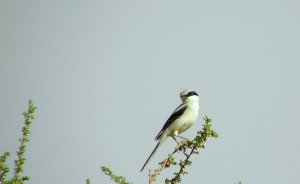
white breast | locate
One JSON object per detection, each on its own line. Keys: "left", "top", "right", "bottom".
{"left": 168, "top": 101, "right": 199, "bottom": 136}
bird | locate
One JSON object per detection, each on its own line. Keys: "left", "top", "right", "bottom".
{"left": 140, "top": 89, "right": 199, "bottom": 172}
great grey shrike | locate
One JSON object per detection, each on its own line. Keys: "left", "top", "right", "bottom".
{"left": 140, "top": 90, "right": 199, "bottom": 172}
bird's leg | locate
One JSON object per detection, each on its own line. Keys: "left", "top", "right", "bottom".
{"left": 175, "top": 135, "right": 190, "bottom": 141}
{"left": 172, "top": 136, "right": 187, "bottom": 152}
{"left": 171, "top": 136, "right": 180, "bottom": 145}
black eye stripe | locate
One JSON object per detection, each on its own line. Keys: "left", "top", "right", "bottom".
{"left": 183, "top": 91, "right": 198, "bottom": 97}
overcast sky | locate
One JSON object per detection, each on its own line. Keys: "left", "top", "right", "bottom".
{"left": 1, "top": 1, "right": 300, "bottom": 184}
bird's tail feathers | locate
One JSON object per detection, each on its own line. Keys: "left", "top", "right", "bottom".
{"left": 140, "top": 135, "right": 168, "bottom": 172}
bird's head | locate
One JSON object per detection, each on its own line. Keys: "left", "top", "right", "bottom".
{"left": 180, "top": 90, "right": 199, "bottom": 102}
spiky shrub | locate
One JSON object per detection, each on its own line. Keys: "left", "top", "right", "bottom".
{"left": 0, "top": 100, "right": 36, "bottom": 184}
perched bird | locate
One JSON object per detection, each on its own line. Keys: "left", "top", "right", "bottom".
{"left": 140, "top": 90, "right": 199, "bottom": 172}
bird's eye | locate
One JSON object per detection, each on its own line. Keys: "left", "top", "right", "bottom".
{"left": 188, "top": 91, "right": 198, "bottom": 96}
{"left": 183, "top": 91, "right": 198, "bottom": 97}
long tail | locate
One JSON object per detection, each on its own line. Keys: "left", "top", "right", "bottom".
{"left": 140, "top": 140, "right": 163, "bottom": 172}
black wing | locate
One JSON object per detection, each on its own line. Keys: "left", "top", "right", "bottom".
{"left": 155, "top": 104, "right": 188, "bottom": 141}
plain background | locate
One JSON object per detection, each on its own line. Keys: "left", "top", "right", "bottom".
{"left": 1, "top": 1, "right": 299, "bottom": 184}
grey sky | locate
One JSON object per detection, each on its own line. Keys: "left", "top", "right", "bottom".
{"left": 1, "top": 1, "right": 299, "bottom": 184}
